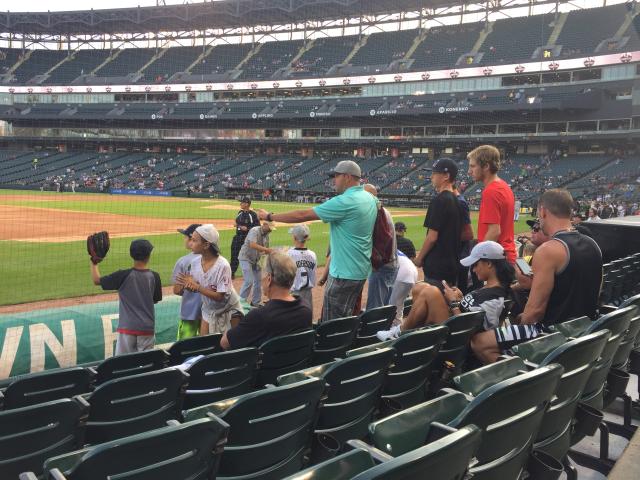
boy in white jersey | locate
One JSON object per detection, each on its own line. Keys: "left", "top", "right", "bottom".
{"left": 287, "top": 225, "right": 317, "bottom": 311}
{"left": 172, "top": 223, "right": 202, "bottom": 340}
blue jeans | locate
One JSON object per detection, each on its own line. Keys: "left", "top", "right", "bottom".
{"left": 366, "top": 263, "right": 399, "bottom": 310}
{"left": 239, "top": 260, "right": 262, "bottom": 305}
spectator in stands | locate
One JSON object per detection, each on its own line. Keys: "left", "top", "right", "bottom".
{"left": 586, "top": 207, "right": 601, "bottom": 222}
{"left": 364, "top": 184, "right": 398, "bottom": 310}
{"left": 257, "top": 160, "right": 377, "bottom": 322}
{"left": 394, "top": 222, "right": 416, "bottom": 259}
{"left": 286, "top": 224, "right": 317, "bottom": 311}
{"left": 471, "top": 189, "right": 603, "bottom": 363}
{"left": 467, "top": 145, "right": 516, "bottom": 263}
{"left": 178, "top": 224, "right": 244, "bottom": 335}
{"left": 221, "top": 252, "right": 312, "bottom": 349}
{"left": 377, "top": 241, "right": 514, "bottom": 340}
{"left": 414, "top": 158, "right": 462, "bottom": 287}
{"left": 388, "top": 250, "right": 419, "bottom": 327}
{"left": 91, "top": 239, "right": 161, "bottom": 355}
{"left": 238, "top": 222, "right": 275, "bottom": 307}
{"left": 171, "top": 224, "right": 202, "bottom": 340}
{"left": 230, "top": 197, "right": 260, "bottom": 279}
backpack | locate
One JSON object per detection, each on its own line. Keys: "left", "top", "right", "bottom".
{"left": 371, "top": 207, "right": 395, "bottom": 269}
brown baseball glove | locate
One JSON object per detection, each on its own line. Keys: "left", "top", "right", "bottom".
{"left": 87, "top": 231, "right": 110, "bottom": 264}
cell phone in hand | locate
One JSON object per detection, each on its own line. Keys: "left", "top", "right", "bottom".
{"left": 516, "top": 258, "right": 533, "bottom": 277}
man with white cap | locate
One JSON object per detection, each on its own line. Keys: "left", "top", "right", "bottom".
{"left": 177, "top": 224, "right": 244, "bottom": 334}
{"left": 256, "top": 160, "right": 377, "bottom": 322}
{"left": 287, "top": 224, "right": 317, "bottom": 311}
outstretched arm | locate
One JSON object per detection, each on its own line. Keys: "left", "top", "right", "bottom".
{"left": 256, "top": 208, "right": 319, "bottom": 224}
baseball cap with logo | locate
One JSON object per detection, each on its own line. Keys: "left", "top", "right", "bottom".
{"left": 328, "top": 160, "right": 362, "bottom": 178}
{"left": 460, "top": 241, "right": 505, "bottom": 267}
{"left": 289, "top": 224, "right": 310, "bottom": 242}
{"left": 195, "top": 224, "right": 220, "bottom": 247}
{"left": 526, "top": 218, "right": 540, "bottom": 230}
{"left": 130, "top": 239, "right": 154, "bottom": 260}
{"left": 177, "top": 223, "right": 202, "bottom": 237}
{"left": 240, "top": 197, "right": 252, "bottom": 205}
{"left": 394, "top": 222, "right": 407, "bottom": 231}
{"left": 429, "top": 157, "right": 459, "bottom": 180}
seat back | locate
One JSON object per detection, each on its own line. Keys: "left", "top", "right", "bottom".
{"left": 282, "top": 448, "right": 376, "bottom": 480}
{"left": 86, "top": 367, "right": 188, "bottom": 444}
{"left": 2, "top": 367, "right": 93, "bottom": 409}
{"left": 95, "top": 349, "right": 168, "bottom": 384}
{"left": 184, "top": 378, "right": 324, "bottom": 480}
{"left": 353, "top": 425, "right": 482, "bottom": 480}
{"left": 257, "top": 330, "right": 315, "bottom": 386}
{"left": 0, "top": 398, "right": 87, "bottom": 478}
{"left": 452, "top": 363, "right": 563, "bottom": 480}
{"left": 511, "top": 332, "right": 567, "bottom": 365}
{"left": 434, "top": 311, "right": 485, "bottom": 373}
{"left": 48, "top": 417, "right": 228, "bottom": 480}
{"left": 619, "top": 293, "right": 640, "bottom": 309}
{"left": 168, "top": 334, "right": 222, "bottom": 365}
{"left": 312, "top": 316, "right": 360, "bottom": 364}
{"left": 550, "top": 316, "right": 592, "bottom": 338}
{"left": 611, "top": 309, "right": 640, "bottom": 369}
{"left": 382, "top": 326, "right": 449, "bottom": 408}
{"left": 354, "top": 305, "right": 397, "bottom": 347}
{"left": 183, "top": 348, "right": 259, "bottom": 409}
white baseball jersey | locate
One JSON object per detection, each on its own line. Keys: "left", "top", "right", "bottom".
{"left": 287, "top": 247, "right": 317, "bottom": 291}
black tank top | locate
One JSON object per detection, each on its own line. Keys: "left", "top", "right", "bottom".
{"left": 544, "top": 230, "right": 603, "bottom": 326}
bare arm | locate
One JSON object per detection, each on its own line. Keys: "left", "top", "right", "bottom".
{"left": 318, "top": 255, "right": 331, "bottom": 286}
{"left": 220, "top": 332, "right": 230, "bottom": 350}
{"left": 173, "top": 283, "right": 185, "bottom": 295}
{"left": 256, "top": 208, "right": 319, "bottom": 223}
{"left": 90, "top": 262, "right": 101, "bottom": 286}
{"left": 176, "top": 273, "right": 226, "bottom": 301}
{"left": 414, "top": 230, "right": 438, "bottom": 266}
{"left": 249, "top": 241, "right": 272, "bottom": 254}
{"left": 483, "top": 223, "right": 501, "bottom": 242}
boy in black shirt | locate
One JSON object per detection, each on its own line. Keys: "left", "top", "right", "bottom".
{"left": 395, "top": 222, "right": 416, "bottom": 259}
{"left": 415, "top": 158, "right": 463, "bottom": 286}
{"left": 221, "top": 252, "right": 312, "bottom": 349}
{"left": 90, "top": 239, "right": 162, "bottom": 355}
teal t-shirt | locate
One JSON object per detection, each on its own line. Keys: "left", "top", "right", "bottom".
{"left": 313, "top": 185, "right": 378, "bottom": 280}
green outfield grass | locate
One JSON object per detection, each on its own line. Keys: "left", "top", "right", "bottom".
{"left": 0, "top": 190, "right": 532, "bottom": 306}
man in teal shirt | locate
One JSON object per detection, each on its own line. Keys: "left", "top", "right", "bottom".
{"left": 257, "top": 160, "right": 377, "bottom": 321}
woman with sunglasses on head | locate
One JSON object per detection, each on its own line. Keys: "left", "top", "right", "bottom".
{"left": 377, "top": 241, "right": 515, "bottom": 340}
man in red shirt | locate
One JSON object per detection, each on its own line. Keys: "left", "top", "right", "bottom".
{"left": 467, "top": 145, "right": 516, "bottom": 263}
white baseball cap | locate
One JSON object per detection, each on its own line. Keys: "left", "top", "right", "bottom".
{"left": 460, "top": 241, "right": 505, "bottom": 267}
{"left": 195, "top": 224, "right": 220, "bottom": 246}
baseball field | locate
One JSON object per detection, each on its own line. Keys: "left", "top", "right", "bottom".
{"left": 0, "top": 189, "right": 532, "bottom": 308}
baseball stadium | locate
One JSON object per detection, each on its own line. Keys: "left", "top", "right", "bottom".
{"left": 0, "top": 0, "right": 640, "bottom": 478}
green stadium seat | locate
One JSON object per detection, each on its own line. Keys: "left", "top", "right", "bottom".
{"left": 0, "top": 367, "right": 94, "bottom": 410}
{"left": 368, "top": 360, "right": 563, "bottom": 480}
{"left": 284, "top": 425, "right": 481, "bottom": 480}
{"left": 0, "top": 397, "right": 87, "bottom": 478}
{"left": 256, "top": 330, "right": 315, "bottom": 386}
{"left": 347, "top": 325, "right": 449, "bottom": 409}
{"left": 183, "top": 377, "right": 324, "bottom": 479}
{"left": 278, "top": 348, "right": 395, "bottom": 447}
{"left": 183, "top": 348, "right": 258, "bottom": 409}
{"left": 312, "top": 316, "right": 359, "bottom": 364}
{"left": 168, "top": 333, "right": 223, "bottom": 365}
{"left": 21, "top": 417, "right": 229, "bottom": 480}
{"left": 92, "top": 349, "right": 169, "bottom": 384}
{"left": 354, "top": 305, "right": 397, "bottom": 347}
{"left": 84, "top": 367, "right": 188, "bottom": 444}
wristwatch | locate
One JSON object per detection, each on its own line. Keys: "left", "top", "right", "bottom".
{"left": 266, "top": 212, "right": 274, "bottom": 222}
{"left": 449, "top": 301, "right": 461, "bottom": 309}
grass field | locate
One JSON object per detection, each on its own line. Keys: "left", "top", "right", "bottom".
{"left": 0, "top": 189, "right": 532, "bottom": 306}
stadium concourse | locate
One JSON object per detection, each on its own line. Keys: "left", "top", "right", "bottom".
{"left": 1, "top": 0, "right": 640, "bottom": 479}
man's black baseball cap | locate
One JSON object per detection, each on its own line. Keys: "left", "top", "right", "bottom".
{"left": 526, "top": 218, "right": 540, "bottom": 228}
{"left": 395, "top": 222, "right": 407, "bottom": 231}
{"left": 130, "top": 239, "right": 154, "bottom": 260}
{"left": 177, "top": 223, "right": 202, "bottom": 237}
{"left": 427, "top": 157, "right": 458, "bottom": 180}
{"left": 240, "top": 197, "right": 252, "bottom": 204}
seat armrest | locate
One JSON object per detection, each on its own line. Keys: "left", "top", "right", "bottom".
{"left": 48, "top": 469, "right": 68, "bottom": 480}
{"left": 425, "top": 421, "right": 458, "bottom": 443}
{"left": 346, "top": 440, "right": 394, "bottom": 463}
{"left": 599, "top": 305, "right": 617, "bottom": 314}
{"left": 18, "top": 473, "right": 39, "bottom": 480}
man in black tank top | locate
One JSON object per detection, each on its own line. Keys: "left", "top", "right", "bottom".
{"left": 471, "top": 189, "right": 603, "bottom": 363}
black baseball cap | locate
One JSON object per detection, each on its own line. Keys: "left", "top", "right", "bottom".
{"left": 130, "top": 239, "right": 154, "bottom": 260}
{"left": 395, "top": 222, "right": 407, "bottom": 231}
{"left": 526, "top": 218, "right": 539, "bottom": 228}
{"left": 177, "top": 223, "right": 202, "bottom": 237}
{"left": 240, "top": 197, "right": 251, "bottom": 204}
{"left": 428, "top": 157, "right": 458, "bottom": 180}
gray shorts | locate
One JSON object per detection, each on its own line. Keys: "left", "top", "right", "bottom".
{"left": 115, "top": 333, "right": 155, "bottom": 356}
{"left": 322, "top": 276, "right": 366, "bottom": 322}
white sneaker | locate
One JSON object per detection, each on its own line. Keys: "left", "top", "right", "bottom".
{"left": 376, "top": 324, "right": 401, "bottom": 342}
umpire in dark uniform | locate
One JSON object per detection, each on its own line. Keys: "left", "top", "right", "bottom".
{"left": 231, "top": 197, "right": 260, "bottom": 278}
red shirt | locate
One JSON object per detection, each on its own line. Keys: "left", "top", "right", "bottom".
{"left": 478, "top": 178, "right": 516, "bottom": 263}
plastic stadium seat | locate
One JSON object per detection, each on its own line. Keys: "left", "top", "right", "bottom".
{"left": 168, "top": 333, "right": 222, "bottom": 365}
{"left": 84, "top": 367, "right": 188, "bottom": 444}
{"left": 354, "top": 305, "right": 397, "bottom": 347}
{"left": 278, "top": 348, "right": 395, "bottom": 446}
{"left": 285, "top": 425, "right": 481, "bottom": 480}
{"left": 347, "top": 325, "right": 449, "bottom": 409}
{"left": 183, "top": 348, "right": 259, "bottom": 409}
{"left": 0, "top": 367, "right": 94, "bottom": 410}
{"left": 20, "top": 417, "right": 229, "bottom": 480}
{"left": 183, "top": 377, "right": 324, "bottom": 479}
{"left": 368, "top": 361, "right": 563, "bottom": 480}
{"left": 312, "top": 316, "right": 360, "bottom": 364}
{"left": 0, "top": 397, "right": 87, "bottom": 478}
{"left": 92, "top": 349, "right": 168, "bottom": 384}
{"left": 256, "top": 330, "right": 315, "bottom": 386}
